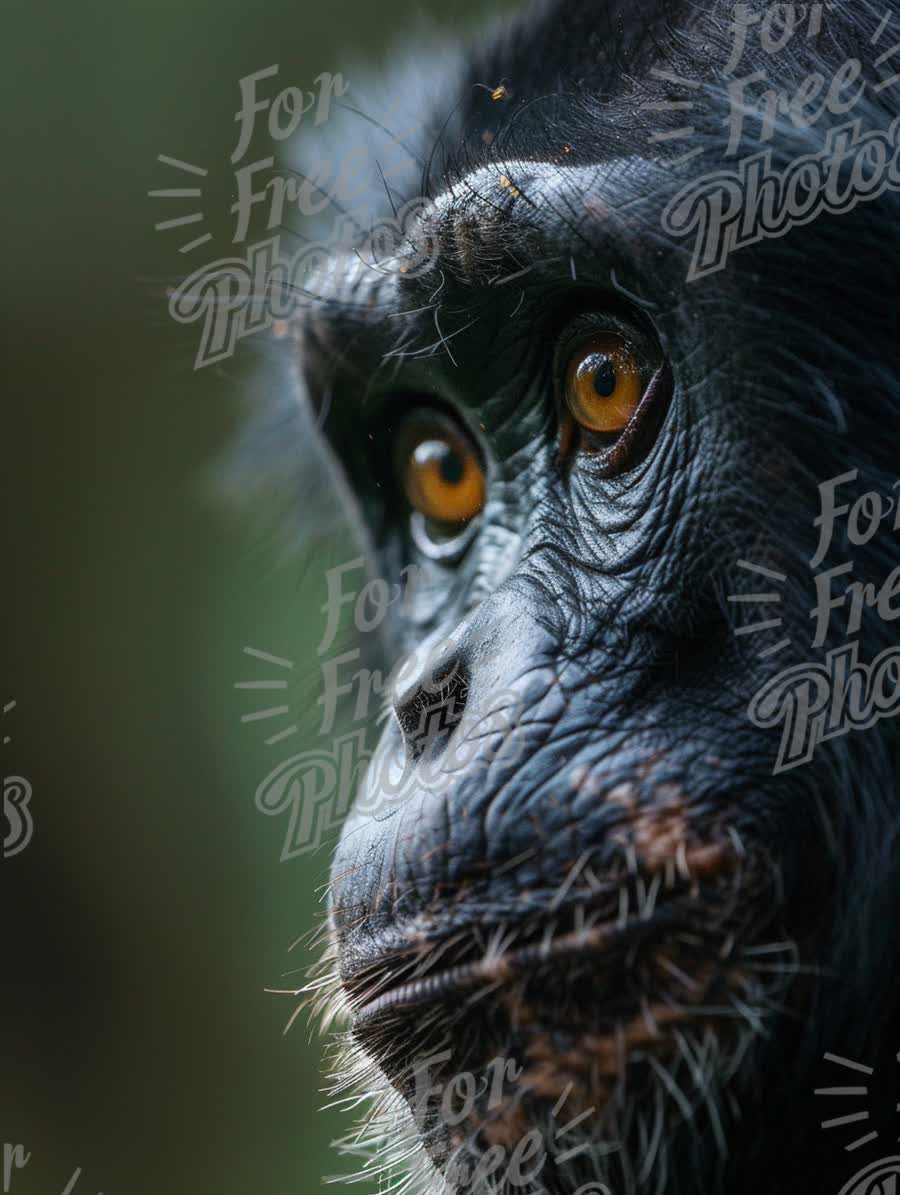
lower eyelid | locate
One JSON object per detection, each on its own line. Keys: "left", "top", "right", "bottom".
{"left": 410, "top": 511, "right": 480, "bottom": 564}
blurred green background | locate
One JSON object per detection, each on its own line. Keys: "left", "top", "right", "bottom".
{"left": 2, "top": 2, "right": 515, "bottom": 1192}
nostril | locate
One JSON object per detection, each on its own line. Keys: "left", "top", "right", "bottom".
{"left": 393, "top": 650, "right": 469, "bottom": 762}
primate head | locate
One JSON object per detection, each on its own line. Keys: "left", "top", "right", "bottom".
{"left": 284, "top": 1, "right": 900, "bottom": 1192}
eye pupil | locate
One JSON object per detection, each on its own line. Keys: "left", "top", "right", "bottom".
{"left": 591, "top": 355, "right": 616, "bottom": 398}
{"left": 412, "top": 440, "right": 466, "bottom": 485}
{"left": 563, "top": 332, "right": 644, "bottom": 437}
{"left": 439, "top": 449, "right": 464, "bottom": 485}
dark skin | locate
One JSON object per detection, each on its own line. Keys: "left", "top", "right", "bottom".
{"left": 287, "top": 1, "right": 900, "bottom": 1191}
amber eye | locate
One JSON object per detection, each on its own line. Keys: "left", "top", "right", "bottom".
{"left": 399, "top": 418, "right": 485, "bottom": 530}
{"left": 564, "top": 333, "right": 643, "bottom": 433}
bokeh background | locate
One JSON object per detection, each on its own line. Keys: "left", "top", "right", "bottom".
{"left": 3, "top": 1, "right": 516, "bottom": 1191}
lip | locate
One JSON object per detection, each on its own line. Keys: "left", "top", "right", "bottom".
{"left": 349, "top": 896, "right": 698, "bottom": 1030}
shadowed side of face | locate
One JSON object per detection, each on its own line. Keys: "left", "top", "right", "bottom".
{"left": 294, "top": 1, "right": 900, "bottom": 1191}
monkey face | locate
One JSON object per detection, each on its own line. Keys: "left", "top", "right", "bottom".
{"left": 292, "top": 2, "right": 900, "bottom": 1192}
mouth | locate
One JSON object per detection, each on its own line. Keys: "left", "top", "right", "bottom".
{"left": 329, "top": 827, "right": 798, "bottom": 1192}
{"left": 349, "top": 894, "right": 701, "bottom": 1030}
{"left": 342, "top": 837, "right": 785, "bottom": 1074}
{"left": 344, "top": 824, "right": 765, "bottom": 1031}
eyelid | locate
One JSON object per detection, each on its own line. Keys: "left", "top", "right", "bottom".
{"left": 409, "top": 511, "right": 479, "bottom": 564}
{"left": 554, "top": 309, "right": 659, "bottom": 386}
{"left": 585, "top": 358, "right": 673, "bottom": 476}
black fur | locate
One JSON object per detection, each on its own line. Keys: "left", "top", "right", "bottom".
{"left": 267, "top": 2, "right": 900, "bottom": 1192}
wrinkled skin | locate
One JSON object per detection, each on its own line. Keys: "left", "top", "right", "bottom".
{"left": 287, "top": 1, "right": 900, "bottom": 1192}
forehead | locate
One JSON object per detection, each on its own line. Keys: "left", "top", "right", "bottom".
{"left": 298, "top": 157, "right": 696, "bottom": 403}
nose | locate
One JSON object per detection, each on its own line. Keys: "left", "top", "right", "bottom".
{"left": 392, "top": 634, "right": 470, "bottom": 761}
